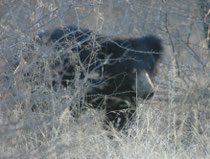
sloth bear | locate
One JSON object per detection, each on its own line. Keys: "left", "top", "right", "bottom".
{"left": 35, "top": 25, "right": 163, "bottom": 130}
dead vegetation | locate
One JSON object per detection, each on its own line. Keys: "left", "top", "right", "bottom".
{"left": 0, "top": 0, "right": 209, "bottom": 158}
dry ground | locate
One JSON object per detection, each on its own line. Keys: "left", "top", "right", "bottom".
{"left": 0, "top": 0, "right": 209, "bottom": 158}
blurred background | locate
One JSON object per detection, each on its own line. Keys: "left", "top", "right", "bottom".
{"left": 0, "top": 0, "right": 209, "bottom": 158}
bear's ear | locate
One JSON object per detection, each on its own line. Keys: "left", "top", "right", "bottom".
{"left": 132, "top": 35, "right": 163, "bottom": 61}
{"left": 145, "top": 35, "right": 163, "bottom": 61}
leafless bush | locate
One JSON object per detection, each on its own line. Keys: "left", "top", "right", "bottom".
{"left": 0, "top": 0, "right": 209, "bottom": 158}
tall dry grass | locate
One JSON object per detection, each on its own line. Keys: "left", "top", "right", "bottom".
{"left": 0, "top": 0, "right": 209, "bottom": 158}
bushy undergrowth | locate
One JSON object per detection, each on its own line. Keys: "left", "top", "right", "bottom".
{"left": 0, "top": 0, "right": 209, "bottom": 158}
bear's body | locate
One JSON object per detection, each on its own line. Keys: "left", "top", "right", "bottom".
{"left": 35, "top": 26, "right": 163, "bottom": 130}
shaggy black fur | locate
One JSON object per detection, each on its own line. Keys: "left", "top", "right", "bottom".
{"left": 35, "top": 25, "right": 163, "bottom": 130}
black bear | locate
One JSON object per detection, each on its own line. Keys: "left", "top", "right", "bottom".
{"left": 35, "top": 25, "right": 163, "bottom": 130}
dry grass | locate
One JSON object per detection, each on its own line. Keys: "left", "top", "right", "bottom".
{"left": 0, "top": 0, "right": 209, "bottom": 158}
